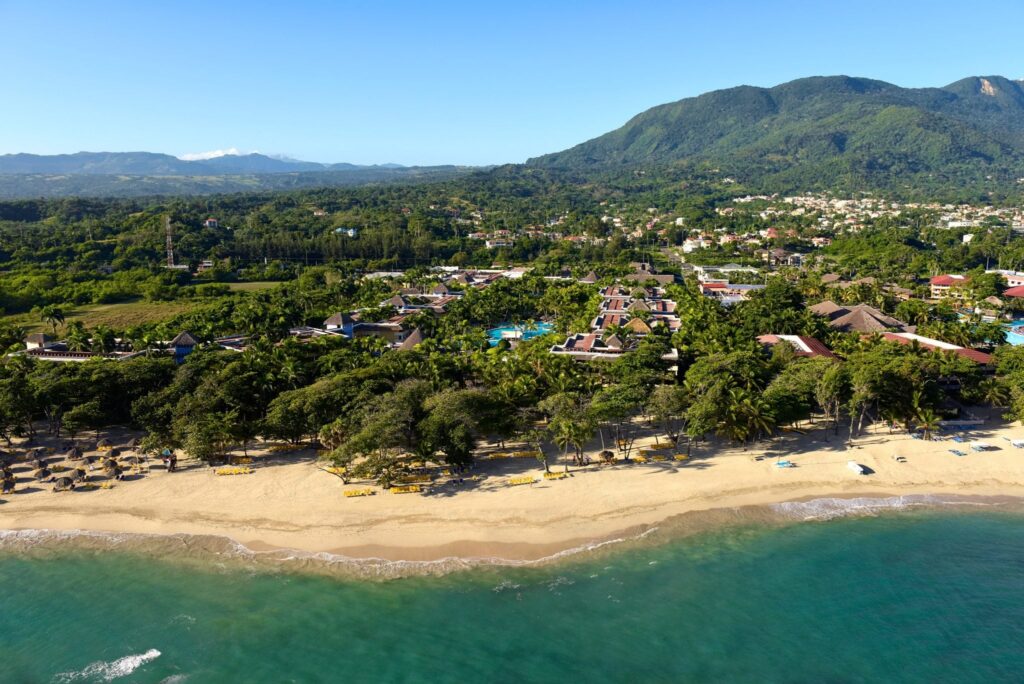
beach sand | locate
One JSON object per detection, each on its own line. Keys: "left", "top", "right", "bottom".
{"left": 3, "top": 420, "right": 1024, "bottom": 563}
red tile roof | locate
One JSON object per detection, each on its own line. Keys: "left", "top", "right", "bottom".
{"left": 880, "top": 332, "right": 992, "bottom": 364}
{"left": 1004, "top": 285, "right": 1024, "bottom": 298}
{"left": 930, "top": 274, "right": 968, "bottom": 286}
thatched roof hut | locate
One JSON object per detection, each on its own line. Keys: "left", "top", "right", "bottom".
{"left": 53, "top": 476, "right": 75, "bottom": 492}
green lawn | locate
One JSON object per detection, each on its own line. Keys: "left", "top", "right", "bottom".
{"left": 226, "top": 281, "right": 281, "bottom": 292}
{"left": 7, "top": 300, "right": 197, "bottom": 333}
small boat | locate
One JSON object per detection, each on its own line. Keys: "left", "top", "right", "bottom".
{"left": 775, "top": 460, "right": 796, "bottom": 468}
{"left": 847, "top": 460, "right": 867, "bottom": 475}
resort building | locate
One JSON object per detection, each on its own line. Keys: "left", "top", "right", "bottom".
{"left": 929, "top": 274, "right": 969, "bottom": 300}
{"left": 809, "top": 301, "right": 910, "bottom": 333}
{"left": 881, "top": 332, "right": 993, "bottom": 366}
{"left": 757, "top": 334, "right": 835, "bottom": 358}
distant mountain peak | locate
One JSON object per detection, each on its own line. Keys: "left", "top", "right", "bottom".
{"left": 179, "top": 148, "right": 245, "bottom": 161}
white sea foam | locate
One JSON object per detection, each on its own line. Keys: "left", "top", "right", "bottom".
{"left": 54, "top": 648, "right": 160, "bottom": 682}
{"left": 769, "top": 494, "right": 1001, "bottom": 521}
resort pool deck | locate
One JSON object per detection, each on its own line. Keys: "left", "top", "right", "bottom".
{"left": 487, "top": 322, "right": 554, "bottom": 346}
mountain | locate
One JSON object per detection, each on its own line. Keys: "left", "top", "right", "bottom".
{"left": 0, "top": 152, "right": 477, "bottom": 198}
{"left": 529, "top": 75, "right": 1024, "bottom": 189}
{"left": 0, "top": 151, "right": 405, "bottom": 176}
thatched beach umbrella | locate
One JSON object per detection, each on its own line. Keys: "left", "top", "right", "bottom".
{"left": 96, "top": 438, "right": 113, "bottom": 450}
{"left": 33, "top": 467, "right": 50, "bottom": 480}
{"left": 123, "top": 437, "right": 140, "bottom": 449}
{"left": 31, "top": 458, "right": 47, "bottom": 471}
{"left": 121, "top": 455, "right": 143, "bottom": 466}
{"left": 65, "top": 446, "right": 84, "bottom": 460}
{"left": 71, "top": 467, "right": 88, "bottom": 482}
{"left": 102, "top": 458, "right": 119, "bottom": 473}
{"left": 108, "top": 448, "right": 121, "bottom": 458}
{"left": 53, "top": 476, "right": 75, "bottom": 492}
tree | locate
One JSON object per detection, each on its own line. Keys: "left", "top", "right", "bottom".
{"left": 646, "top": 385, "right": 687, "bottom": 445}
{"left": 540, "top": 392, "right": 596, "bottom": 470}
{"left": 39, "top": 305, "right": 65, "bottom": 335}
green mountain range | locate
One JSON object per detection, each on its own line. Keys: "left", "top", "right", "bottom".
{"left": 529, "top": 75, "right": 1024, "bottom": 190}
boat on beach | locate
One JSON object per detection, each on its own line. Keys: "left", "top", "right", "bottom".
{"left": 847, "top": 460, "right": 867, "bottom": 475}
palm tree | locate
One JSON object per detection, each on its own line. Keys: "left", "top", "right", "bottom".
{"left": 39, "top": 305, "right": 65, "bottom": 335}
{"left": 64, "top": 322, "right": 90, "bottom": 351}
{"left": 915, "top": 407, "right": 941, "bottom": 441}
{"left": 978, "top": 378, "right": 1011, "bottom": 407}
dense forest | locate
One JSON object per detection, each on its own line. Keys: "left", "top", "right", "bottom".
{"left": 1, "top": 162, "right": 1024, "bottom": 484}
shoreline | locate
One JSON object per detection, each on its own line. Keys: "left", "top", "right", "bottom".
{"left": 3, "top": 490, "right": 1022, "bottom": 579}
{"left": 4, "top": 421, "right": 1024, "bottom": 576}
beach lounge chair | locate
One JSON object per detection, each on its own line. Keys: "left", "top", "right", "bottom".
{"left": 343, "top": 488, "right": 375, "bottom": 498}
{"left": 543, "top": 471, "right": 567, "bottom": 480}
{"left": 949, "top": 449, "right": 967, "bottom": 457}
{"left": 507, "top": 476, "right": 537, "bottom": 487}
{"left": 952, "top": 435, "right": 966, "bottom": 443}
{"left": 775, "top": 460, "right": 796, "bottom": 468}
{"left": 1012, "top": 440, "right": 1024, "bottom": 449}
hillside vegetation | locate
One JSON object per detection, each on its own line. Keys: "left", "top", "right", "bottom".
{"left": 530, "top": 76, "right": 1024, "bottom": 191}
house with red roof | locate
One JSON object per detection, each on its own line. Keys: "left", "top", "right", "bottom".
{"left": 757, "top": 334, "right": 835, "bottom": 359}
{"left": 881, "top": 332, "right": 992, "bottom": 365}
{"left": 930, "top": 274, "right": 969, "bottom": 300}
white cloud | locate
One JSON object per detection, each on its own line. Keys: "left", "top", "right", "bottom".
{"left": 178, "top": 147, "right": 250, "bottom": 161}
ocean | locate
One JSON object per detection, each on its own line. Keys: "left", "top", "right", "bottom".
{"left": 2, "top": 507, "right": 1023, "bottom": 683}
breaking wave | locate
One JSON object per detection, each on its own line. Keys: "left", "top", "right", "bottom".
{"left": 54, "top": 648, "right": 160, "bottom": 682}
{"left": 770, "top": 494, "right": 1007, "bottom": 520}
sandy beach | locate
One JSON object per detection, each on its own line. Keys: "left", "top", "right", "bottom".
{"left": 3, "top": 420, "right": 1024, "bottom": 564}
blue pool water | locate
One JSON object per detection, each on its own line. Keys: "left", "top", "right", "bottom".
{"left": 1005, "top": 322, "right": 1024, "bottom": 345}
{"left": 487, "top": 321, "right": 554, "bottom": 345}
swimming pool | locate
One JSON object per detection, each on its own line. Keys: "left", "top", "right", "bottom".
{"left": 1006, "top": 322, "right": 1024, "bottom": 345}
{"left": 487, "top": 321, "right": 554, "bottom": 346}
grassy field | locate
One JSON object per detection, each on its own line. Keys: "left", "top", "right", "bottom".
{"left": 6, "top": 300, "right": 197, "bottom": 333}
{"left": 226, "top": 281, "right": 281, "bottom": 292}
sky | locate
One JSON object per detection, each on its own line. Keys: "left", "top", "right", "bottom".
{"left": 1, "top": 0, "right": 1023, "bottom": 166}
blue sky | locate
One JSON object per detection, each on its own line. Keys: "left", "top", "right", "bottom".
{"left": 2, "top": 0, "right": 1023, "bottom": 166}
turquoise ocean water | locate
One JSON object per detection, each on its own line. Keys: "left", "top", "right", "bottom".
{"left": 2, "top": 510, "right": 1023, "bottom": 683}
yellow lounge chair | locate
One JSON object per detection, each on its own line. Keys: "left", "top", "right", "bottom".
{"left": 343, "top": 488, "right": 375, "bottom": 498}
{"left": 543, "top": 472, "right": 567, "bottom": 480}
{"left": 390, "top": 485, "right": 421, "bottom": 494}
{"left": 507, "top": 476, "right": 537, "bottom": 486}
{"left": 674, "top": 454, "right": 688, "bottom": 461}
{"left": 633, "top": 455, "right": 649, "bottom": 463}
